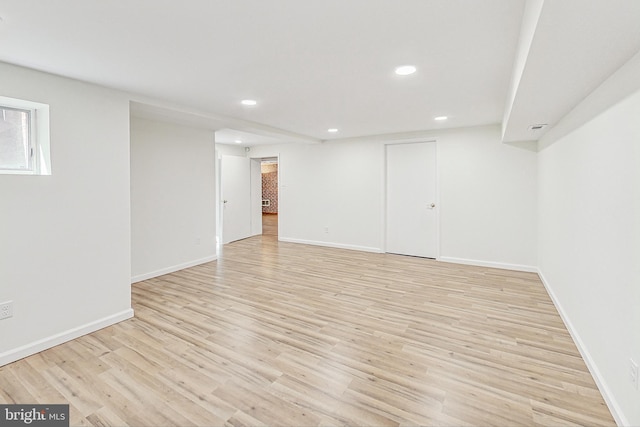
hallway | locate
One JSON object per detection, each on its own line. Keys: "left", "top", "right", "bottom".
{"left": 262, "top": 213, "right": 277, "bottom": 237}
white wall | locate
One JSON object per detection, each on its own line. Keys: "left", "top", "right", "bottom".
{"left": 130, "top": 117, "right": 217, "bottom": 282}
{"left": 215, "top": 143, "right": 247, "bottom": 157}
{"left": 438, "top": 126, "right": 538, "bottom": 270}
{"left": 0, "top": 62, "right": 133, "bottom": 365}
{"left": 251, "top": 140, "right": 385, "bottom": 252}
{"left": 538, "top": 87, "right": 640, "bottom": 426}
{"left": 250, "top": 125, "right": 538, "bottom": 269}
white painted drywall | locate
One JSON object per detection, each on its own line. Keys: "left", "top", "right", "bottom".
{"left": 438, "top": 126, "right": 538, "bottom": 270}
{"left": 538, "top": 88, "right": 640, "bottom": 426}
{"left": 250, "top": 125, "right": 538, "bottom": 269}
{"left": 502, "top": 0, "right": 543, "bottom": 139}
{"left": 251, "top": 140, "right": 385, "bottom": 253}
{"left": 130, "top": 117, "right": 216, "bottom": 282}
{"left": 0, "top": 62, "right": 133, "bottom": 364}
{"left": 540, "top": 49, "right": 640, "bottom": 150}
{"left": 215, "top": 143, "right": 247, "bottom": 157}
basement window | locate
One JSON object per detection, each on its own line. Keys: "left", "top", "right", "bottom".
{"left": 0, "top": 96, "right": 51, "bottom": 175}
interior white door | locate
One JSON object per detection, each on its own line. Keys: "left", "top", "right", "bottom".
{"left": 221, "top": 155, "right": 252, "bottom": 244}
{"left": 386, "top": 142, "right": 437, "bottom": 258}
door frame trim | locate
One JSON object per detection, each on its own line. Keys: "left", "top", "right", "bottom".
{"left": 249, "top": 155, "right": 280, "bottom": 239}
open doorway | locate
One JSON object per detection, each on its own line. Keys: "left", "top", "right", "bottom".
{"left": 260, "top": 157, "right": 278, "bottom": 237}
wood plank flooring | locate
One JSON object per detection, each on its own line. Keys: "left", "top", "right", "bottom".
{"left": 262, "top": 213, "right": 278, "bottom": 237}
{"left": 0, "top": 236, "right": 615, "bottom": 426}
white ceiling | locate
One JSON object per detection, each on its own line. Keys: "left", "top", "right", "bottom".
{"left": 1, "top": 1, "right": 639, "bottom": 144}
{"left": 502, "top": 0, "right": 640, "bottom": 142}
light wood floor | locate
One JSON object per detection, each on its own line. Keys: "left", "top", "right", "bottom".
{"left": 0, "top": 236, "right": 614, "bottom": 426}
{"left": 262, "top": 213, "right": 278, "bottom": 236}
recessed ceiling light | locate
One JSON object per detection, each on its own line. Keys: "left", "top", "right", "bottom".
{"left": 395, "top": 65, "right": 417, "bottom": 76}
{"left": 241, "top": 99, "right": 257, "bottom": 106}
{"left": 234, "top": 140, "right": 242, "bottom": 144}
{"left": 434, "top": 116, "right": 448, "bottom": 121}
{"left": 327, "top": 128, "right": 339, "bottom": 133}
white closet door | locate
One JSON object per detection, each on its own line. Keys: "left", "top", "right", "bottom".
{"left": 221, "top": 155, "right": 252, "bottom": 244}
{"left": 386, "top": 142, "right": 437, "bottom": 258}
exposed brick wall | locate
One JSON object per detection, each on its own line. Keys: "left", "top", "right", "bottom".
{"left": 261, "top": 163, "right": 278, "bottom": 213}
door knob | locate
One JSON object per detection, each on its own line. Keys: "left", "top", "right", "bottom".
{"left": 429, "top": 203, "right": 436, "bottom": 209}
{"left": 223, "top": 200, "right": 228, "bottom": 204}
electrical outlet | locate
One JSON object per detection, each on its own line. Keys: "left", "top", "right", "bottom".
{"left": 0, "top": 301, "right": 13, "bottom": 320}
{"left": 630, "top": 358, "right": 639, "bottom": 390}
{"left": 324, "top": 226, "right": 329, "bottom": 234}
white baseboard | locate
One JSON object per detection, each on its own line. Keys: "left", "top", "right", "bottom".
{"left": 537, "top": 269, "right": 627, "bottom": 427}
{"left": 0, "top": 308, "right": 134, "bottom": 367}
{"left": 131, "top": 255, "right": 217, "bottom": 283}
{"left": 438, "top": 256, "right": 537, "bottom": 272}
{"left": 278, "top": 237, "right": 383, "bottom": 254}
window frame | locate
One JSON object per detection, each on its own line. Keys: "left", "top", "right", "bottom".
{"left": 0, "top": 96, "right": 51, "bottom": 176}
{"left": 0, "top": 105, "right": 35, "bottom": 174}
